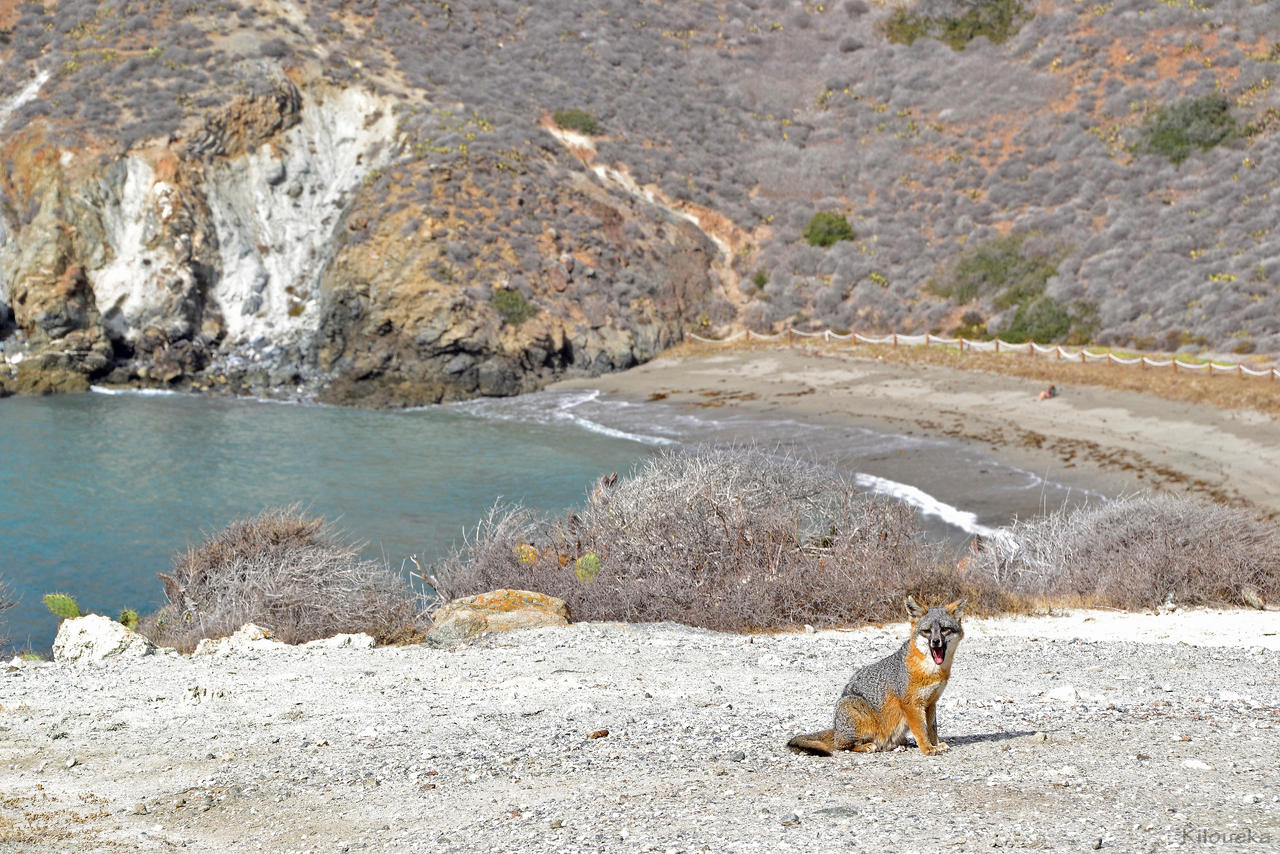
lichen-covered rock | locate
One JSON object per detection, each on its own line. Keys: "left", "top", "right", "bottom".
{"left": 52, "top": 615, "right": 156, "bottom": 663}
{"left": 428, "top": 589, "right": 570, "bottom": 645}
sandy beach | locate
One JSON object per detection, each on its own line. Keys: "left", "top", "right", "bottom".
{"left": 553, "top": 346, "right": 1280, "bottom": 517}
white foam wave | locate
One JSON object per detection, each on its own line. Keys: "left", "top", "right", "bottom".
{"left": 90, "top": 385, "right": 185, "bottom": 397}
{"left": 854, "top": 472, "right": 1004, "bottom": 540}
{"left": 446, "top": 390, "right": 675, "bottom": 446}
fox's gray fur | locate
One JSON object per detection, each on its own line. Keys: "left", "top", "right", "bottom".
{"left": 788, "top": 596, "right": 965, "bottom": 756}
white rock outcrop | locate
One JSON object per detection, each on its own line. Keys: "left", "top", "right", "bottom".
{"left": 192, "top": 623, "right": 286, "bottom": 657}
{"left": 52, "top": 615, "right": 157, "bottom": 663}
{"left": 302, "top": 633, "right": 377, "bottom": 650}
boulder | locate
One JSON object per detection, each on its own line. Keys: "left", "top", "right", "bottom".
{"left": 53, "top": 615, "right": 156, "bottom": 663}
{"left": 428, "top": 589, "right": 570, "bottom": 645}
{"left": 192, "top": 624, "right": 286, "bottom": 657}
{"left": 302, "top": 633, "right": 377, "bottom": 650}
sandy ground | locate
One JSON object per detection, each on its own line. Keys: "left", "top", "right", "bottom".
{"left": 1, "top": 610, "right": 1277, "bottom": 854}
{"left": 553, "top": 347, "right": 1280, "bottom": 515}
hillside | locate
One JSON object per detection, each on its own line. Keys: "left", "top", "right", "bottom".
{"left": 1, "top": 0, "right": 1278, "bottom": 404}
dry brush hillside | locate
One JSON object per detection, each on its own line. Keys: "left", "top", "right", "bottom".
{"left": 1, "top": 0, "right": 1277, "bottom": 403}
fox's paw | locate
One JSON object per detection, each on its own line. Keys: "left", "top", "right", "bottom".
{"left": 920, "top": 741, "right": 949, "bottom": 755}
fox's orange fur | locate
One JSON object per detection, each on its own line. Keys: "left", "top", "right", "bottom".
{"left": 787, "top": 597, "right": 964, "bottom": 756}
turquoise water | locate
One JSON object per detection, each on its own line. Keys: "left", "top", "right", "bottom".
{"left": 2, "top": 385, "right": 1105, "bottom": 655}
{"left": 1, "top": 391, "right": 656, "bottom": 654}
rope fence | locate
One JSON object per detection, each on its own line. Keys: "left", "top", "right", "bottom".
{"left": 686, "top": 327, "right": 1280, "bottom": 381}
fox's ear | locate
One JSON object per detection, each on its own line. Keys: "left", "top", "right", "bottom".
{"left": 946, "top": 599, "right": 967, "bottom": 620}
{"left": 905, "top": 595, "right": 926, "bottom": 620}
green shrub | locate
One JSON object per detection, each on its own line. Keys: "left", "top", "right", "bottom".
{"left": 492, "top": 288, "right": 535, "bottom": 325}
{"left": 929, "top": 234, "right": 1060, "bottom": 306}
{"left": 802, "top": 211, "right": 854, "bottom": 248}
{"left": 553, "top": 109, "right": 600, "bottom": 135}
{"left": 950, "top": 310, "right": 988, "bottom": 339}
{"left": 882, "top": 0, "right": 1032, "bottom": 50}
{"left": 931, "top": 236, "right": 1095, "bottom": 343}
{"left": 1001, "top": 296, "right": 1097, "bottom": 345}
{"left": 1000, "top": 297, "right": 1072, "bottom": 344}
{"left": 43, "top": 593, "right": 82, "bottom": 621}
{"left": 574, "top": 552, "right": 601, "bottom": 583}
{"left": 1136, "top": 95, "right": 1239, "bottom": 165}
{"left": 750, "top": 267, "right": 769, "bottom": 289}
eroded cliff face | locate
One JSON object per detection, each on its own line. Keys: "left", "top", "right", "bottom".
{"left": 0, "top": 73, "right": 727, "bottom": 404}
{"left": 314, "top": 168, "right": 720, "bottom": 408}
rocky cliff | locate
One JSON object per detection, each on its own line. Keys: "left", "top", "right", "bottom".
{"left": 0, "top": 60, "right": 729, "bottom": 404}
{"left": 1, "top": 0, "right": 1278, "bottom": 403}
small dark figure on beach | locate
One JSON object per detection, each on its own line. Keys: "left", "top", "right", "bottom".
{"left": 1037, "top": 384, "right": 1058, "bottom": 402}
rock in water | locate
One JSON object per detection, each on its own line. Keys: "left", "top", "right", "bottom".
{"left": 52, "top": 615, "right": 156, "bottom": 663}
{"left": 428, "top": 589, "right": 570, "bottom": 645}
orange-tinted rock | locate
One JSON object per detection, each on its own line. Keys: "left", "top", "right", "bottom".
{"left": 428, "top": 589, "right": 570, "bottom": 644}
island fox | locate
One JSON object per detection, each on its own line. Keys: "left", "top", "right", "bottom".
{"left": 787, "top": 597, "right": 965, "bottom": 756}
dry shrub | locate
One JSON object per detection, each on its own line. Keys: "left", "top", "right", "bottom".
{"left": 141, "top": 506, "right": 422, "bottom": 652}
{"left": 0, "top": 576, "right": 15, "bottom": 651}
{"left": 971, "top": 494, "right": 1280, "bottom": 609}
{"left": 435, "top": 446, "right": 1014, "bottom": 630}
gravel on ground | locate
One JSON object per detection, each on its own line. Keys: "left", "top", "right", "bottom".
{"left": 1, "top": 609, "right": 1277, "bottom": 853}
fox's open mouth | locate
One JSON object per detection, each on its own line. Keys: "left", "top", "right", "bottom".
{"left": 930, "top": 644, "right": 946, "bottom": 665}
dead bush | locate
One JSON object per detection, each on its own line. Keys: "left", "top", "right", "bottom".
{"left": 0, "top": 576, "right": 15, "bottom": 651}
{"left": 970, "top": 494, "right": 1280, "bottom": 609}
{"left": 141, "top": 506, "right": 422, "bottom": 652}
{"left": 435, "top": 446, "right": 1015, "bottom": 630}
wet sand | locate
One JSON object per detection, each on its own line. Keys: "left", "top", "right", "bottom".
{"left": 553, "top": 347, "right": 1280, "bottom": 517}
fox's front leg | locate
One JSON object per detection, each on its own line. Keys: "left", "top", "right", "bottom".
{"left": 905, "top": 703, "right": 946, "bottom": 755}
{"left": 926, "top": 701, "right": 946, "bottom": 751}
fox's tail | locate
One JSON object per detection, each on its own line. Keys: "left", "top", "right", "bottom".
{"left": 786, "top": 729, "right": 835, "bottom": 756}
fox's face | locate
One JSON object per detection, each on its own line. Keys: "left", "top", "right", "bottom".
{"left": 905, "top": 596, "right": 965, "bottom": 669}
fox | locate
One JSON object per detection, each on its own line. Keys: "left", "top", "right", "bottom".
{"left": 787, "top": 596, "right": 965, "bottom": 756}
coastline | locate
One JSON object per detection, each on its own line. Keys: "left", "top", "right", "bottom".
{"left": 551, "top": 346, "right": 1280, "bottom": 518}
